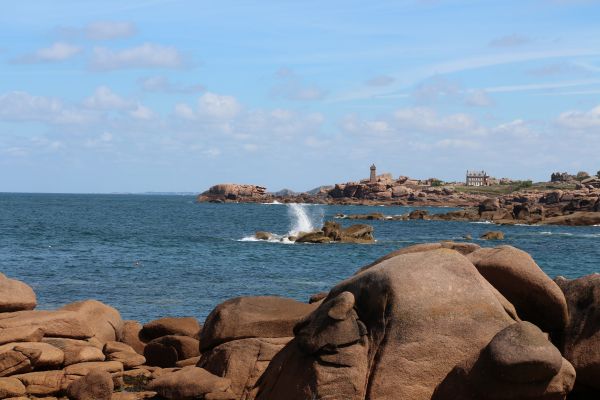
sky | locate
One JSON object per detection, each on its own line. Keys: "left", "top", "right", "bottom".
{"left": 1, "top": 0, "right": 600, "bottom": 193}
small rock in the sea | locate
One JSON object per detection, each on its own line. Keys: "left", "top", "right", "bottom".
{"left": 480, "top": 231, "right": 505, "bottom": 240}
{"left": 254, "top": 231, "right": 272, "bottom": 240}
{"left": 464, "top": 234, "right": 473, "bottom": 241}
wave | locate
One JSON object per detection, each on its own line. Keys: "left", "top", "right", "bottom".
{"left": 238, "top": 234, "right": 294, "bottom": 244}
{"left": 261, "top": 200, "right": 283, "bottom": 205}
{"left": 469, "top": 221, "right": 493, "bottom": 224}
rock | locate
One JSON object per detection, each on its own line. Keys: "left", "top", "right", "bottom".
{"left": 201, "top": 296, "right": 317, "bottom": 352}
{"left": 294, "top": 231, "right": 331, "bottom": 243}
{"left": 144, "top": 335, "right": 199, "bottom": 367}
{"left": 175, "top": 356, "right": 200, "bottom": 367}
{"left": 43, "top": 337, "right": 104, "bottom": 350}
{"left": 142, "top": 342, "right": 178, "bottom": 368}
{"left": 0, "top": 326, "right": 44, "bottom": 346}
{"left": 197, "top": 184, "right": 267, "bottom": 202}
{"left": 257, "top": 249, "right": 515, "bottom": 400}
{"left": 0, "top": 342, "right": 64, "bottom": 369}
{"left": 0, "top": 376, "right": 26, "bottom": 398}
{"left": 467, "top": 246, "right": 568, "bottom": 333}
{"left": 111, "top": 391, "right": 157, "bottom": 400}
{"left": 120, "top": 321, "right": 145, "bottom": 355}
{"left": 322, "top": 221, "right": 342, "bottom": 241}
{"left": 41, "top": 339, "right": 104, "bottom": 366}
{"left": 12, "top": 370, "right": 66, "bottom": 396}
{"left": 544, "top": 211, "right": 600, "bottom": 226}
{"left": 485, "top": 321, "right": 563, "bottom": 383}
{"left": 481, "top": 231, "right": 505, "bottom": 240}
{"left": 340, "top": 224, "right": 375, "bottom": 243}
{"left": 199, "top": 337, "right": 290, "bottom": 400}
{"left": 408, "top": 209, "right": 429, "bottom": 220}
{"left": 0, "top": 350, "right": 35, "bottom": 377}
{"left": 146, "top": 366, "right": 231, "bottom": 400}
{"left": 0, "top": 310, "right": 93, "bottom": 339}
{"left": 357, "top": 242, "right": 480, "bottom": 274}
{"left": 103, "top": 341, "right": 135, "bottom": 355}
{"left": 139, "top": 317, "right": 201, "bottom": 342}
{"left": 60, "top": 300, "right": 123, "bottom": 343}
{"left": 0, "top": 274, "right": 36, "bottom": 313}
{"left": 555, "top": 274, "right": 600, "bottom": 394}
{"left": 66, "top": 369, "right": 113, "bottom": 400}
{"left": 254, "top": 231, "right": 272, "bottom": 240}
{"left": 64, "top": 361, "right": 124, "bottom": 388}
{"left": 308, "top": 292, "right": 328, "bottom": 304}
{"left": 105, "top": 351, "right": 145, "bottom": 369}
{"left": 479, "top": 198, "right": 500, "bottom": 212}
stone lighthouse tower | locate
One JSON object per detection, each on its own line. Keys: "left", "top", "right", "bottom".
{"left": 370, "top": 164, "right": 377, "bottom": 183}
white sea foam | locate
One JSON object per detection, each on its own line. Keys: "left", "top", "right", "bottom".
{"left": 261, "top": 200, "right": 283, "bottom": 205}
{"left": 470, "top": 220, "right": 493, "bottom": 224}
{"left": 287, "top": 203, "right": 317, "bottom": 235}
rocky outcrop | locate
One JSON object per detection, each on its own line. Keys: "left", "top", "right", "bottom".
{"left": 295, "top": 221, "right": 375, "bottom": 244}
{"left": 4, "top": 244, "right": 600, "bottom": 399}
{"left": 196, "top": 184, "right": 268, "bottom": 203}
{"left": 257, "top": 248, "right": 574, "bottom": 400}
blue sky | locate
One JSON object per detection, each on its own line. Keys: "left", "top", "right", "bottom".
{"left": 1, "top": 0, "right": 600, "bottom": 193}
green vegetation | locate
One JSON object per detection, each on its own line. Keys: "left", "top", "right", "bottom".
{"left": 430, "top": 179, "right": 444, "bottom": 187}
{"left": 452, "top": 180, "right": 576, "bottom": 195}
{"left": 596, "top": 170, "right": 600, "bottom": 178}
{"left": 576, "top": 171, "right": 591, "bottom": 181}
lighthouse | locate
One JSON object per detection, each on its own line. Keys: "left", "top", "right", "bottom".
{"left": 370, "top": 164, "right": 377, "bottom": 183}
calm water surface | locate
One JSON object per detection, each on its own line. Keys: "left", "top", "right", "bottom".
{"left": 0, "top": 193, "right": 598, "bottom": 322}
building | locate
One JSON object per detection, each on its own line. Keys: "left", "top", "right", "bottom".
{"left": 466, "top": 170, "right": 489, "bottom": 187}
{"left": 370, "top": 164, "right": 377, "bottom": 183}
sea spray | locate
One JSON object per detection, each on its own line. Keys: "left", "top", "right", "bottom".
{"left": 288, "top": 203, "right": 316, "bottom": 235}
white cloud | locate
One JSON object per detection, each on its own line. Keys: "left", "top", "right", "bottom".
{"left": 139, "top": 76, "right": 204, "bottom": 93}
{"left": 130, "top": 104, "right": 155, "bottom": 120}
{"left": 90, "top": 43, "right": 185, "bottom": 70}
{"left": 13, "top": 42, "right": 81, "bottom": 63}
{"left": 86, "top": 21, "right": 136, "bottom": 40}
{"left": 557, "top": 104, "right": 600, "bottom": 129}
{"left": 413, "top": 76, "right": 460, "bottom": 104}
{"left": 0, "top": 91, "right": 92, "bottom": 124}
{"left": 174, "top": 103, "right": 196, "bottom": 120}
{"left": 197, "top": 92, "right": 241, "bottom": 119}
{"left": 84, "top": 86, "right": 132, "bottom": 110}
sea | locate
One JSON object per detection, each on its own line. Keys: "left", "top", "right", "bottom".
{"left": 1, "top": 193, "right": 599, "bottom": 323}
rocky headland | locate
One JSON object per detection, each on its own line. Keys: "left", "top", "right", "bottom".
{"left": 2, "top": 243, "right": 600, "bottom": 399}
{"left": 197, "top": 178, "right": 600, "bottom": 226}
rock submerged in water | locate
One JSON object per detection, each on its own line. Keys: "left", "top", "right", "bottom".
{"left": 481, "top": 230, "right": 505, "bottom": 240}
{"left": 253, "top": 221, "right": 376, "bottom": 244}
{"left": 295, "top": 221, "right": 375, "bottom": 244}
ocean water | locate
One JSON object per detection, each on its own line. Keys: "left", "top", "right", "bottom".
{"left": 0, "top": 193, "right": 599, "bottom": 323}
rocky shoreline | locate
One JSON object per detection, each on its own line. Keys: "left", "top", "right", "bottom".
{"left": 197, "top": 183, "right": 600, "bottom": 226}
{"left": 2, "top": 243, "right": 600, "bottom": 399}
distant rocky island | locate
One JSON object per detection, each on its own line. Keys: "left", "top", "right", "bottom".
{"left": 196, "top": 167, "right": 600, "bottom": 226}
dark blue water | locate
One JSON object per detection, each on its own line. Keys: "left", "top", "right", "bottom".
{"left": 0, "top": 193, "right": 598, "bottom": 323}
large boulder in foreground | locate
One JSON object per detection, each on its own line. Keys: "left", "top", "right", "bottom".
{"left": 467, "top": 246, "right": 568, "bottom": 333}
{"left": 555, "top": 274, "right": 600, "bottom": 395}
{"left": 0, "top": 310, "right": 93, "bottom": 339}
{"left": 258, "top": 248, "right": 573, "bottom": 400}
{"left": 257, "top": 249, "right": 516, "bottom": 400}
{"left": 144, "top": 335, "right": 200, "bottom": 367}
{"left": 201, "top": 296, "right": 317, "bottom": 352}
{"left": 0, "top": 273, "right": 36, "bottom": 312}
